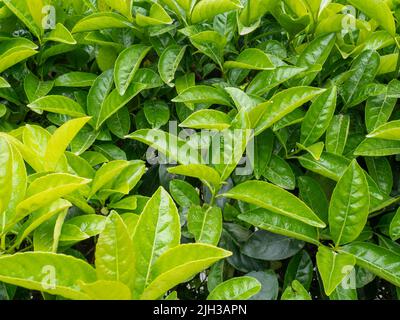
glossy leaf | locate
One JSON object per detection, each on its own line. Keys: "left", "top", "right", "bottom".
{"left": 114, "top": 45, "right": 151, "bottom": 95}
{"left": 316, "top": 246, "right": 356, "bottom": 296}
{"left": 131, "top": 187, "right": 180, "bottom": 298}
{"left": 207, "top": 276, "right": 261, "bottom": 300}
{"left": 0, "top": 252, "right": 96, "bottom": 300}
{"left": 187, "top": 205, "right": 222, "bottom": 245}
{"left": 329, "top": 160, "right": 369, "bottom": 246}
{"left": 141, "top": 244, "right": 231, "bottom": 299}
{"left": 222, "top": 181, "right": 326, "bottom": 228}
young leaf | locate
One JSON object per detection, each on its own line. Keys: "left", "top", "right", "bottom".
{"left": 95, "top": 211, "right": 135, "bottom": 289}
{"left": 316, "top": 246, "right": 356, "bottom": 296}
{"left": 367, "top": 120, "right": 400, "bottom": 141}
{"left": 180, "top": 109, "right": 232, "bottom": 131}
{"left": 168, "top": 164, "right": 221, "bottom": 187}
{"left": 44, "top": 117, "right": 91, "bottom": 171}
{"left": 0, "top": 252, "right": 96, "bottom": 300}
{"left": 281, "top": 280, "right": 312, "bottom": 300}
{"left": 224, "top": 48, "right": 274, "bottom": 70}
{"left": 141, "top": 243, "right": 231, "bottom": 299}
{"left": 0, "top": 137, "right": 27, "bottom": 233}
{"left": 207, "top": 276, "right": 261, "bottom": 300}
{"left": 191, "top": 0, "right": 242, "bottom": 24}
{"left": 131, "top": 187, "right": 181, "bottom": 298}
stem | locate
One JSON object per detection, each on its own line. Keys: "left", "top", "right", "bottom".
{"left": 0, "top": 234, "right": 6, "bottom": 251}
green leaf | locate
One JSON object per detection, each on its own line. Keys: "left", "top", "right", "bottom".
{"left": 325, "top": 114, "right": 350, "bottom": 155}
{"left": 301, "top": 86, "right": 337, "bottom": 146}
{"left": 263, "top": 154, "right": 296, "bottom": 190}
{"left": 354, "top": 138, "right": 400, "bottom": 156}
{"left": 329, "top": 160, "right": 369, "bottom": 246}
{"left": 367, "top": 120, "right": 400, "bottom": 141}
{"left": 252, "top": 129, "right": 274, "bottom": 179}
{"left": 187, "top": 205, "right": 222, "bottom": 245}
{"left": 298, "top": 176, "right": 328, "bottom": 223}
{"left": 348, "top": 0, "right": 396, "bottom": 36}
{"left": 168, "top": 164, "right": 221, "bottom": 188}
{"left": 114, "top": 45, "right": 151, "bottom": 95}
{"left": 143, "top": 100, "right": 170, "bottom": 129}
{"left": 365, "top": 94, "right": 396, "bottom": 133}
{"left": 15, "top": 199, "right": 71, "bottom": 248}
{"left": 222, "top": 180, "right": 326, "bottom": 228}
{"left": 0, "top": 39, "right": 38, "bottom": 73}
{"left": 28, "top": 95, "right": 86, "bottom": 117}
{"left": 44, "top": 23, "right": 76, "bottom": 45}
{"left": 284, "top": 250, "right": 313, "bottom": 291}
{"left": 141, "top": 243, "right": 231, "bottom": 299}
{"left": 316, "top": 246, "right": 356, "bottom": 296}
{"left": 191, "top": 0, "right": 242, "bottom": 24}
{"left": 180, "top": 109, "right": 231, "bottom": 130}
{"left": 242, "top": 230, "right": 304, "bottom": 261}
{"left": 390, "top": 208, "right": 400, "bottom": 241}
{"left": 238, "top": 208, "right": 320, "bottom": 245}
{"left": 0, "top": 252, "right": 96, "bottom": 300}
{"left": 23, "top": 73, "right": 54, "bottom": 103}
{"left": 131, "top": 187, "right": 181, "bottom": 298}
{"left": 158, "top": 45, "right": 187, "bottom": 86}
{"left": 87, "top": 69, "right": 114, "bottom": 126}
{"left": 72, "top": 12, "right": 132, "bottom": 33}
{"left": 172, "top": 85, "right": 232, "bottom": 107}
{"left": 89, "top": 160, "right": 130, "bottom": 198}
{"left": 16, "top": 173, "right": 91, "bottom": 221}
{"left": 104, "top": 0, "right": 133, "bottom": 19}
{"left": 253, "top": 87, "right": 325, "bottom": 135}
{"left": 126, "top": 129, "right": 201, "bottom": 165}
{"left": 61, "top": 215, "right": 106, "bottom": 242}
{"left": 96, "top": 83, "right": 146, "bottom": 129}
{"left": 44, "top": 117, "right": 91, "bottom": 172}
{"left": 207, "top": 276, "right": 261, "bottom": 300}
{"left": 0, "top": 137, "right": 27, "bottom": 233}
{"left": 95, "top": 211, "right": 135, "bottom": 290}
{"left": 281, "top": 280, "right": 311, "bottom": 300}
{"left": 80, "top": 280, "right": 131, "bottom": 300}
{"left": 246, "top": 66, "right": 306, "bottom": 96}
{"left": 246, "top": 270, "right": 279, "bottom": 300}
{"left": 55, "top": 72, "right": 97, "bottom": 87}
{"left": 341, "top": 50, "right": 380, "bottom": 108}
{"left": 298, "top": 152, "right": 349, "bottom": 181}
{"left": 365, "top": 157, "right": 393, "bottom": 195}
{"left": 169, "top": 179, "right": 200, "bottom": 208}
{"left": 3, "top": 0, "right": 43, "bottom": 39}
{"left": 189, "top": 31, "right": 226, "bottom": 68}
{"left": 136, "top": 2, "right": 173, "bottom": 26}
{"left": 288, "top": 33, "right": 336, "bottom": 86}
{"left": 224, "top": 48, "right": 274, "bottom": 70}
{"left": 341, "top": 242, "right": 400, "bottom": 287}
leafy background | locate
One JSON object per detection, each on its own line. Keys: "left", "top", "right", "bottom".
{"left": 0, "top": 0, "right": 400, "bottom": 300}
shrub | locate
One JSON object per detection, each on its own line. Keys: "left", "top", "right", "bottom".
{"left": 0, "top": 0, "right": 399, "bottom": 300}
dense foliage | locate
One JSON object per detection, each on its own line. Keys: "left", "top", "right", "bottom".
{"left": 0, "top": 0, "right": 400, "bottom": 300}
